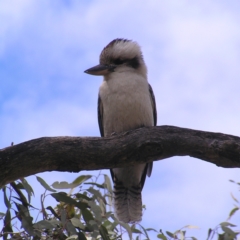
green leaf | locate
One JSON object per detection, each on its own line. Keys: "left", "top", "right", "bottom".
{"left": 15, "top": 182, "right": 24, "bottom": 189}
{"left": 166, "top": 231, "right": 174, "bottom": 238}
{"left": 218, "top": 232, "right": 225, "bottom": 240}
{"left": 91, "top": 229, "right": 100, "bottom": 238}
{"left": 72, "top": 175, "right": 92, "bottom": 185}
{"left": 220, "top": 222, "right": 236, "bottom": 227}
{"left": 21, "top": 215, "right": 34, "bottom": 236}
{"left": 118, "top": 221, "right": 132, "bottom": 239}
{"left": 2, "top": 187, "right": 11, "bottom": 209}
{"left": 71, "top": 217, "right": 85, "bottom": 230}
{"left": 99, "top": 224, "right": 111, "bottom": 240}
{"left": 157, "top": 233, "right": 167, "bottom": 240}
{"left": 145, "top": 228, "right": 158, "bottom": 232}
{"left": 81, "top": 208, "right": 94, "bottom": 223}
{"left": 66, "top": 221, "right": 78, "bottom": 236}
{"left": 61, "top": 209, "right": 67, "bottom": 226}
{"left": 103, "top": 217, "right": 118, "bottom": 232}
{"left": 51, "top": 192, "right": 77, "bottom": 207}
{"left": 21, "top": 178, "right": 34, "bottom": 203}
{"left": 131, "top": 228, "right": 142, "bottom": 234}
{"left": 207, "top": 228, "right": 212, "bottom": 239}
{"left": 46, "top": 206, "right": 59, "bottom": 219}
{"left": 87, "top": 188, "right": 106, "bottom": 204}
{"left": 230, "top": 192, "right": 239, "bottom": 203}
{"left": 50, "top": 219, "right": 61, "bottom": 226}
{"left": 16, "top": 203, "right": 30, "bottom": 218}
{"left": 0, "top": 212, "right": 6, "bottom": 218}
{"left": 33, "top": 219, "right": 60, "bottom": 229}
{"left": 102, "top": 220, "right": 115, "bottom": 231}
{"left": 139, "top": 224, "right": 150, "bottom": 239}
{"left": 51, "top": 192, "right": 88, "bottom": 210}
{"left": 66, "top": 235, "right": 78, "bottom": 240}
{"left": 104, "top": 174, "right": 112, "bottom": 192}
{"left": 78, "top": 232, "right": 87, "bottom": 240}
{"left": 99, "top": 196, "right": 106, "bottom": 215}
{"left": 84, "top": 182, "right": 105, "bottom": 188}
{"left": 36, "top": 176, "right": 56, "bottom": 192}
{"left": 221, "top": 226, "right": 237, "bottom": 236}
{"left": 52, "top": 175, "right": 92, "bottom": 189}
{"left": 52, "top": 181, "right": 78, "bottom": 189}
{"left": 11, "top": 183, "right": 29, "bottom": 207}
{"left": 104, "top": 174, "right": 113, "bottom": 208}
{"left": 88, "top": 200, "right": 103, "bottom": 222}
{"left": 89, "top": 220, "right": 98, "bottom": 232}
{"left": 228, "top": 207, "right": 239, "bottom": 218}
{"left": 3, "top": 210, "right": 13, "bottom": 239}
{"left": 174, "top": 230, "right": 184, "bottom": 240}
{"left": 75, "top": 193, "right": 91, "bottom": 201}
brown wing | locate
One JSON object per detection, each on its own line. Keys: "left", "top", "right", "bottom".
{"left": 98, "top": 94, "right": 104, "bottom": 137}
{"left": 141, "top": 84, "right": 157, "bottom": 188}
{"left": 98, "top": 95, "right": 115, "bottom": 180}
{"left": 148, "top": 83, "right": 157, "bottom": 126}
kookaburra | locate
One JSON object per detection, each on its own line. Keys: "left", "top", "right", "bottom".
{"left": 84, "top": 39, "right": 157, "bottom": 223}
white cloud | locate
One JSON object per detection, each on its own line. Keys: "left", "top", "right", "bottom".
{"left": 0, "top": 97, "right": 98, "bottom": 148}
{"left": 142, "top": 158, "right": 239, "bottom": 239}
{"left": 0, "top": 0, "right": 36, "bottom": 56}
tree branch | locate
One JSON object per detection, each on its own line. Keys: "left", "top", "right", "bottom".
{"left": 1, "top": 125, "right": 240, "bottom": 187}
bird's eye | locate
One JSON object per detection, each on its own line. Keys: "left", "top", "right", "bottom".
{"left": 113, "top": 58, "right": 125, "bottom": 65}
{"left": 127, "top": 57, "right": 139, "bottom": 69}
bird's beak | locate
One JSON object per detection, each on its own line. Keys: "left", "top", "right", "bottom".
{"left": 84, "top": 64, "right": 115, "bottom": 76}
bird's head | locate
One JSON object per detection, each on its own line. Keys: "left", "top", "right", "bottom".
{"left": 84, "top": 38, "right": 147, "bottom": 78}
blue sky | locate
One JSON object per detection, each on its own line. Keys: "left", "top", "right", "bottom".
{"left": 0, "top": 0, "right": 240, "bottom": 239}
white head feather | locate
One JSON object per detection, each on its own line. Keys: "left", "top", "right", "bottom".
{"left": 99, "top": 39, "right": 147, "bottom": 77}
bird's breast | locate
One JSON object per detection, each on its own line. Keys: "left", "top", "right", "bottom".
{"left": 99, "top": 73, "right": 154, "bottom": 136}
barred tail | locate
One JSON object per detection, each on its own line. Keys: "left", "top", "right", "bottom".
{"left": 113, "top": 181, "right": 142, "bottom": 223}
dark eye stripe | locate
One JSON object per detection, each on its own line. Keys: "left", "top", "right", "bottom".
{"left": 127, "top": 57, "right": 140, "bottom": 69}
{"left": 113, "top": 58, "right": 125, "bottom": 65}
{"left": 112, "top": 56, "right": 140, "bottom": 69}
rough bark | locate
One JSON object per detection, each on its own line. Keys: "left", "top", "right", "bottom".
{"left": 0, "top": 125, "right": 240, "bottom": 188}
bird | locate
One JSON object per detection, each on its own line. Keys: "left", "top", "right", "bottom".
{"left": 84, "top": 38, "right": 157, "bottom": 223}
